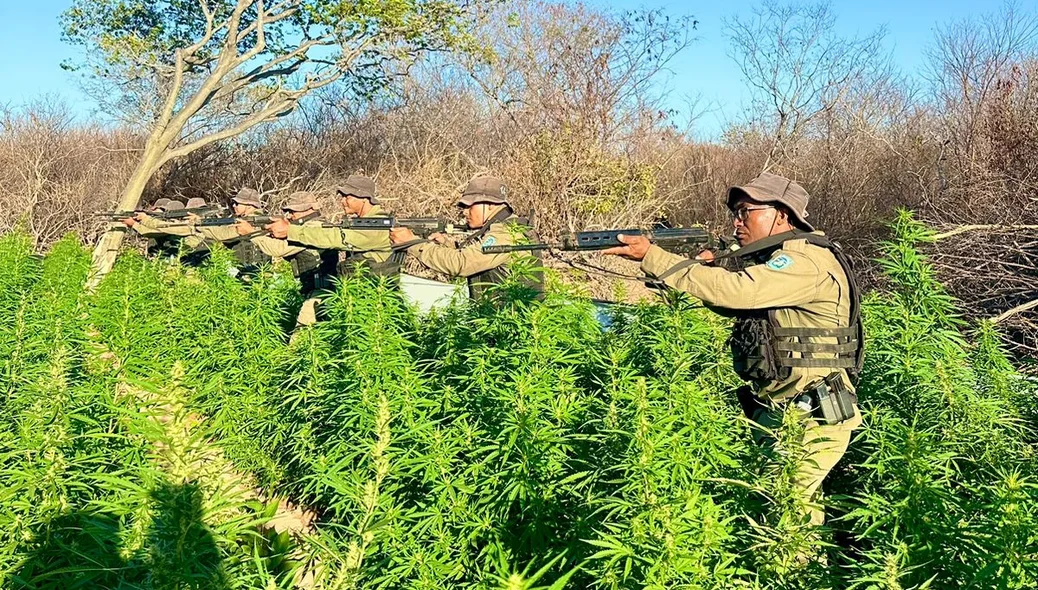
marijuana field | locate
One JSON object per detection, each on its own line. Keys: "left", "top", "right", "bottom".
{"left": 2, "top": 211, "right": 1036, "bottom": 589}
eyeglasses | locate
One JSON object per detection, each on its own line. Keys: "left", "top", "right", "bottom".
{"left": 731, "top": 205, "right": 774, "bottom": 221}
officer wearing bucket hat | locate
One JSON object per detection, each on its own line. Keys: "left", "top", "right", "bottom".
{"left": 121, "top": 200, "right": 202, "bottom": 260}
{"left": 238, "top": 191, "right": 334, "bottom": 325}
{"left": 185, "top": 188, "right": 271, "bottom": 273}
{"left": 265, "top": 175, "right": 395, "bottom": 277}
{"left": 389, "top": 176, "right": 541, "bottom": 299}
{"left": 604, "top": 172, "right": 864, "bottom": 529}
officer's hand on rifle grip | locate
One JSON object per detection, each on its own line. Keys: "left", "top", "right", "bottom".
{"left": 389, "top": 227, "right": 417, "bottom": 245}
{"left": 428, "top": 232, "right": 447, "bottom": 245}
{"left": 602, "top": 234, "right": 651, "bottom": 260}
{"left": 267, "top": 218, "right": 290, "bottom": 239}
{"left": 121, "top": 217, "right": 136, "bottom": 228}
{"left": 236, "top": 220, "right": 257, "bottom": 236}
{"left": 695, "top": 250, "right": 715, "bottom": 262}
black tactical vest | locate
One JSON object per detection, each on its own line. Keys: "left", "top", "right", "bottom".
{"left": 723, "top": 231, "right": 864, "bottom": 384}
{"left": 230, "top": 238, "right": 272, "bottom": 269}
{"left": 338, "top": 250, "right": 405, "bottom": 279}
{"left": 290, "top": 249, "right": 340, "bottom": 295}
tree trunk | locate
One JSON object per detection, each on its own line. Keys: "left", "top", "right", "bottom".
{"left": 86, "top": 147, "right": 164, "bottom": 289}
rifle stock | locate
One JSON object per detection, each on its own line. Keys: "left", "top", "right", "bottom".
{"left": 482, "top": 227, "right": 712, "bottom": 254}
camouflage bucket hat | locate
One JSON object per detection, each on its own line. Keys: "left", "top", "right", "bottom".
{"left": 283, "top": 191, "right": 320, "bottom": 212}
{"left": 232, "top": 188, "right": 263, "bottom": 208}
{"left": 456, "top": 176, "right": 510, "bottom": 207}
{"left": 726, "top": 172, "right": 814, "bottom": 232}
{"left": 337, "top": 175, "right": 379, "bottom": 205}
{"left": 185, "top": 197, "right": 207, "bottom": 209}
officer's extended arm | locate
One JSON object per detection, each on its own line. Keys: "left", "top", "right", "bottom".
{"left": 641, "top": 245, "right": 821, "bottom": 309}
{"left": 408, "top": 242, "right": 510, "bottom": 277}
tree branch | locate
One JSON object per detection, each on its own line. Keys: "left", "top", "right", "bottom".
{"left": 992, "top": 298, "right": 1038, "bottom": 325}
{"left": 931, "top": 224, "right": 1038, "bottom": 240}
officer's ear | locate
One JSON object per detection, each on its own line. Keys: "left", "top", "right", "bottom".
{"left": 774, "top": 205, "right": 792, "bottom": 226}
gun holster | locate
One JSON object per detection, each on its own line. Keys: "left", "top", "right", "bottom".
{"left": 800, "top": 373, "right": 857, "bottom": 425}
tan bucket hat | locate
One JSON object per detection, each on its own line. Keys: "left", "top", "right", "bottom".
{"left": 282, "top": 191, "right": 320, "bottom": 212}
{"left": 185, "top": 197, "right": 207, "bottom": 209}
{"left": 456, "top": 176, "right": 510, "bottom": 207}
{"left": 337, "top": 175, "right": 379, "bottom": 205}
{"left": 151, "top": 198, "right": 172, "bottom": 211}
{"left": 233, "top": 188, "right": 263, "bottom": 208}
{"left": 163, "top": 201, "right": 186, "bottom": 212}
{"left": 726, "top": 172, "right": 814, "bottom": 231}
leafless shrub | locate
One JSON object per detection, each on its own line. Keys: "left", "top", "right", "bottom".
{"left": 0, "top": 99, "right": 139, "bottom": 246}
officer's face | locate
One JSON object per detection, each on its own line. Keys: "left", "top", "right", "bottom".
{"left": 285, "top": 208, "right": 315, "bottom": 221}
{"left": 341, "top": 194, "right": 366, "bottom": 216}
{"left": 233, "top": 203, "right": 258, "bottom": 217}
{"left": 464, "top": 204, "right": 485, "bottom": 228}
{"left": 732, "top": 198, "right": 788, "bottom": 246}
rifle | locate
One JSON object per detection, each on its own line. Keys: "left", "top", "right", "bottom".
{"left": 95, "top": 204, "right": 224, "bottom": 221}
{"left": 194, "top": 211, "right": 320, "bottom": 227}
{"left": 321, "top": 217, "right": 466, "bottom": 237}
{"left": 482, "top": 227, "right": 712, "bottom": 254}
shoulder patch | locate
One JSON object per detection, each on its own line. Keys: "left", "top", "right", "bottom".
{"left": 481, "top": 236, "right": 497, "bottom": 248}
{"left": 766, "top": 254, "right": 794, "bottom": 271}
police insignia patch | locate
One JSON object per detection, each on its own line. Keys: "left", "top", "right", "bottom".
{"left": 767, "top": 254, "right": 794, "bottom": 270}
{"left": 482, "top": 236, "right": 497, "bottom": 248}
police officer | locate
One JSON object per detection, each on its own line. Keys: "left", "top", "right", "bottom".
{"left": 266, "top": 175, "right": 396, "bottom": 276}
{"left": 122, "top": 200, "right": 194, "bottom": 259}
{"left": 388, "top": 176, "right": 540, "bottom": 299}
{"left": 244, "top": 191, "right": 332, "bottom": 326}
{"left": 193, "top": 188, "right": 271, "bottom": 272}
{"left": 604, "top": 172, "right": 864, "bottom": 527}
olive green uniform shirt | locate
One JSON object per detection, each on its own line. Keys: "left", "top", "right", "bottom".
{"left": 252, "top": 219, "right": 324, "bottom": 260}
{"left": 286, "top": 205, "right": 391, "bottom": 263}
{"left": 406, "top": 222, "right": 517, "bottom": 277}
{"left": 641, "top": 232, "right": 854, "bottom": 401}
{"left": 194, "top": 223, "right": 241, "bottom": 243}
{"left": 134, "top": 214, "right": 205, "bottom": 249}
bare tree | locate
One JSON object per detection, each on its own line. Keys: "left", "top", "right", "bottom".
{"left": 725, "top": 1, "right": 887, "bottom": 171}
{"left": 61, "top": 0, "right": 483, "bottom": 283}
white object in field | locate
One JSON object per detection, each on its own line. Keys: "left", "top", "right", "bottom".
{"left": 400, "top": 274, "right": 468, "bottom": 313}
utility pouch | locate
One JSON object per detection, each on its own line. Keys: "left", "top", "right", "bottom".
{"left": 810, "top": 372, "right": 858, "bottom": 425}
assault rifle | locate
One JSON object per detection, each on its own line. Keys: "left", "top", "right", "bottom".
{"left": 482, "top": 227, "right": 712, "bottom": 254}
{"left": 194, "top": 212, "right": 320, "bottom": 227}
{"left": 95, "top": 204, "right": 223, "bottom": 221}
{"left": 320, "top": 217, "right": 465, "bottom": 236}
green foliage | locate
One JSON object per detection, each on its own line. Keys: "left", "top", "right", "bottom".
{"left": 62, "top": 0, "right": 482, "bottom": 77}
{"left": 2, "top": 216, "right": 1036, "bottom": 588}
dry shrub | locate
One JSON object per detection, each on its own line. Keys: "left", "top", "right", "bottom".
{"left": 0, "top": 100, "right": 139, "bottom": 245}
{"left": 0, "top": 0, "right": 1035, "bottom": 357}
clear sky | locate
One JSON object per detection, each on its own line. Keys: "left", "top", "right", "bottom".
{"left": 0, "top": 0, "right": 1001, "bottom": 139}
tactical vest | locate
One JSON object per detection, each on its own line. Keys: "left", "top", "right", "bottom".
{"left": 230, "top": 238, "right": 272, "bottom": 269}
{"left": 338, "top": 249, "right": 404, "bottom": 279}
{"left": 460, "top": 212, "right": 543, "bottom": 300}
{"left": 291, "top": 249, "right": 340, "bottom": 295}
{"left": 148, "top": 237, "right": 181, "bottom": 260}
{"left": 722, "top": 231, "right": 864, "bottom": 384}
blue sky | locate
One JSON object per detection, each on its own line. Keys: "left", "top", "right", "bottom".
{"left": 0, "top": 0, "right": 996, "bottom": 138}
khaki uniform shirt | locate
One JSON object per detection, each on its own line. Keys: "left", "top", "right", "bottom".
{"left": 195, "top": 223, "right": 241, "bottom": 243}
{"left": 406, "top": 221, "right": 517, "bottom": 277}
{"left": 134, "top": 214, "right": 205, "bottom": 249}
{"left": 641, "top": 232, "right": 854, "bottom": 401}
{"left": 252, "top": 218, "right": 325, "bottom": 261}
{"left": 286, "top": 205, "right": 391, "bottom": 263}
